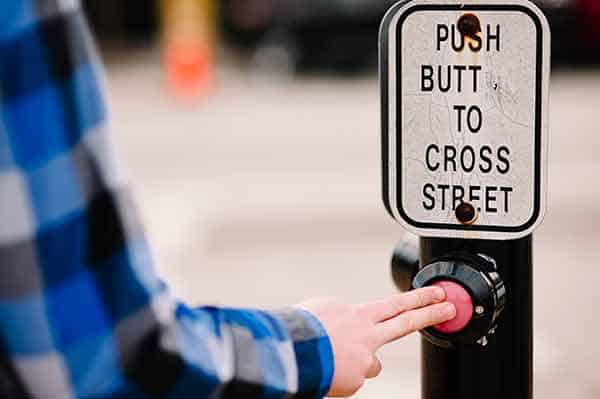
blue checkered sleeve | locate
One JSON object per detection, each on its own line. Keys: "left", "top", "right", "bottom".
{"left": 0, "top": 1, "right": 334, "bottom": 398}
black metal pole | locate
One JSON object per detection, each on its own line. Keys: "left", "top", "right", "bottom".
{"left": 419, "top": 236, "right": 533, "bottom": 399}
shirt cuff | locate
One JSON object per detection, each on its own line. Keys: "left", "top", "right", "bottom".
{"left": 273, "top": 308, "right": 335, "bottom": 399}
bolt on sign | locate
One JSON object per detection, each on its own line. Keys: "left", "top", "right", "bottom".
{"left": 380, "top": 0, "right": 550, "bottom": 240}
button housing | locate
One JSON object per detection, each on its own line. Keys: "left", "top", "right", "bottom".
{"left": 412, "top": 252, "right": 506, "bottom": 348}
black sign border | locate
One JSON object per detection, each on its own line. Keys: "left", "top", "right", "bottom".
{"left": 382, "top": 3, "right": 545, "bottom": 233}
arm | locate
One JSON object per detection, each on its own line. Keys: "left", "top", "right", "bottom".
{"left": 0, "top": 2, "right": 332, "bottom": 398}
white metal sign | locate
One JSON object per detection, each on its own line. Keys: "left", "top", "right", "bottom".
{"left": 380, "top": 0, "right": 550, "bottom": 240}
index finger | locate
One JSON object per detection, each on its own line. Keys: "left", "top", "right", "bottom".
{"left": 375, "top": 302, "right": 456, "bottom": 347}
{"left": 357, "top": 287, "right": 446, "bottom": 323}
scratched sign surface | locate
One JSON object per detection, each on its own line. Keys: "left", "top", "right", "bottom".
{"left": 380, "top": 0, "right": 550, "bottom": 240}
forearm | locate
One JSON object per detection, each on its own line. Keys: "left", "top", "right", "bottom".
{"left": 103, "top": 292, "right": 334, "bottom": 398}
{"left": 130, "top": 304, "right": 334, "bottom": 398}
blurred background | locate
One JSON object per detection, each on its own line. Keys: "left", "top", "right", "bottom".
{"left": 81, "top": 1, "right": 599, "bottom": 398}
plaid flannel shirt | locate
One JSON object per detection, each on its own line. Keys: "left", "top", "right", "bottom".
{"left": 0, "top": 1, "right": 334, "bottom": 398}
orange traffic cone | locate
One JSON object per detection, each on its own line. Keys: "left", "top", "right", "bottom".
{"left": 161, "top": 0, "right": 216, "bottom": 99}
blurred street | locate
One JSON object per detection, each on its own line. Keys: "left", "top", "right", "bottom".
{"left": 105, "top": 50, "right": 600, "bottom": 398}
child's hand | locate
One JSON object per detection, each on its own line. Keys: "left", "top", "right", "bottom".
{"left": 299, "top": 287, "right": 455, "bottom": 397}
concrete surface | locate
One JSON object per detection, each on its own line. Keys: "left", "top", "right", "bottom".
{"left": 104, "top": 49, "right": 600, "bottom": 398}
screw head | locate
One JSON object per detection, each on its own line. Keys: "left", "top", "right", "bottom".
{"left": 455, "top": 202, "right": 478, "bottom": 225}
{"left": 475, "top": 306, "right": 485, "bottom": 315}
{"left": 458, "top": 13, "right": 482, "bottom": 40}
